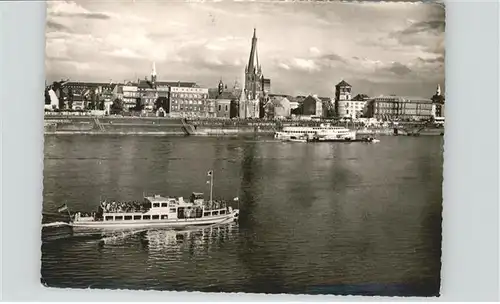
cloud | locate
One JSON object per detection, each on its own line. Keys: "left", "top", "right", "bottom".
{"left": 309, "top": 47, "right": 320, "bottom": 56}
{"left": 47, "top": 1, "right": 111, "bottom": 20}
{"left": 46, "top": 20, "right": 71, "bottom": 32}
{"left": 45, "top": 1, "right": 445, "bottom": 97}
{"left": 417, "top": 56, "right": 444, "bottom": 64}
{"left": 105, "top": 48, "right": 144, "bottom": 60}
{"left": 384, "top": 62, "right": 412, "bottom": 76}
{"left": 278, "top": 63, "right": 291, "bottom": 70}
{"left": 400, "top": 20, "right": 445, "bottom": 35}
{"left": 292, "top": 58, "right": 320, "bottom": 72}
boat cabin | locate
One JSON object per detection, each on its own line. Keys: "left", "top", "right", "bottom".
{"left": 94, "top": 192, "right": 232, "bottom": 222}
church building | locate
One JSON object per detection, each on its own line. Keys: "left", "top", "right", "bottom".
{"left": 240, "top": 28, "right": 269, "bottom": 119}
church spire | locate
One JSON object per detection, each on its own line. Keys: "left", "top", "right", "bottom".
{"left": 151, "top": 61, "right": 157, "bottom": 85}
{"left": 247, "top": 28, "right": 259, "bottom": 73}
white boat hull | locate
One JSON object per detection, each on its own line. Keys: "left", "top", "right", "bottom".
{"left": 70, "top": 210, "right": 239, "bottom": 230}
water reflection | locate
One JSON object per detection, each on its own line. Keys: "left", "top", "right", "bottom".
{"left": 144, "top": 223, "right": 238, "bottom": 254}
{"left": 42, "top": 136, "right": 443, "bottom": 295}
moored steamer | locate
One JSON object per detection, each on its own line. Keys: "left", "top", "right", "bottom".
{"left": 274, "top": 123, "right": 379, "bottom": 143}
{"left": 275, "top": 123, "right": 356, "bottom": 142}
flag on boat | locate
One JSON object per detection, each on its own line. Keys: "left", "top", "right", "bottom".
{"left": 57, "top": 203, "right": 68, "bottom": 213}
{"left": 207, "top": 170, "right": 213, "bottom": 177}
{"left": 233, "top": 197, "right": 239, "bottom": 202}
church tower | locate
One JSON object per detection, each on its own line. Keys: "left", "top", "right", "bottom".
{"left": 244, "top": 28, "right": 263, "bottom": 101}
{"left": 151, "top": 62, "right": 157, "bottom": 88}
{"left": 218, "top": 78, "right": 224, "bottom": 96}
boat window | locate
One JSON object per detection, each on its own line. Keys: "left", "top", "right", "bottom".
{"left": 161, "top": 215, "right": 168, "bottom": 220}
{"left": 212, "top": 211, "right": 219, "bottom": 216}
{"left": 161, "top": 203, "right": 168, "bottom": 207}
{"left": 152, "top": 215, "right": 160, "bottom": 220}
{"left": 105, "top": 216, "right": 113, "bottom": 221}
{"left": 220, "top": 210, "right": 226, "bottom": 215}
{"left": 124, "top": 215, "right": 132, "bottom": 220}
{"left": 133, "top": 215, "right": 141, "bottom": 220}
{"left": 203, "top": 212, "right": 210, "bottom": 217}
{"left": 152, "top": 203, "right": 160, "bottom": 208}
{"left": 143, "top": 215, "right": 151, "bottom": 220}
{"left": 115, "top": 216, "right": 123, "bottom": 221}
{"left": 170, "top": 208, "right": 177, "bottom": 213}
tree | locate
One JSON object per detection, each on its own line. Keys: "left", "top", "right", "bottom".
{"left": 154, "top": 97, "right": 168, "bottom": 111}
{"left": 110, "top": 98, "right": 124, "bottom": 114}
{"left": 51, "top": 81, "right": 65, "bottom": 110}
{"left": 44, "top": 88, "right": 51, "bottom": 105}
{"left": 97, "top": 100, "right": 105, "bottom": 111}
{"left": 431, "top": 94, "right": 445, "bottom": 104}
{"left": 86, "top": 99, "right": 95, "bottom": 110}
{"left": 132, "top": 97, "right": 144, "bottom": 112}
{"left": 67, "top": 88, "right": 74, "bottom": 110}
{"left": 291, "top": 103, "right": 303, "bottom": 116}
{"left": 325, "top": 107, "right": 336, "bottom": 118}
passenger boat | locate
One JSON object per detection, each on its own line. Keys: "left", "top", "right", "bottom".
{"left": 59, "top": 171, "right": 240, "bottom": 230}
{"left": 275, "top": 124, "right": 356, "bottom": 142}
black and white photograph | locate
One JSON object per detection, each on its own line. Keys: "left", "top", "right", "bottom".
{"left": 42, "top": 0, "right": 445, "bottom": 297}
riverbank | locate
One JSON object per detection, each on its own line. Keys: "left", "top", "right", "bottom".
{"left": 44, "top": 115, "right": 444, "bottom": 137}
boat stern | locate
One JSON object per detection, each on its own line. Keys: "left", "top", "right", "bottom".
{"left": 232, "top": 209, "right": 240, "bottom": 221}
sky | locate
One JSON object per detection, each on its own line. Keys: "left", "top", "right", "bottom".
{"left": 45, "top": 0, "right": 445, "bottom": 98}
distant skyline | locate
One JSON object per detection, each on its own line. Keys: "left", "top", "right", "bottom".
{"left": 45, "top": 0, "right": 445, "bottom": 97}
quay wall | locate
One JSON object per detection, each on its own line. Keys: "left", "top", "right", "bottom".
{"left": 44, "top": 115, "right": 444, "bottom": 137}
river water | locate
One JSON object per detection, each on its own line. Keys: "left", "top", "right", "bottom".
{"left": 41, "top": 135, "right": 443, "bottom": 296}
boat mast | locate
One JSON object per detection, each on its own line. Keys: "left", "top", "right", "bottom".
{"left": 209, "top": 170, "right": 214, "bottom": 203}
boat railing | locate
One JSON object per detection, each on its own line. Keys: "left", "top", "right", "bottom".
{"left": 202, "top": 200, "right": 229, "bottom": 211}
{"left": 100, "top": 201, "right": 150, "bottom": 214}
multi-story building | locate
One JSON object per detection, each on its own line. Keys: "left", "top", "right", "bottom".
{"left": 206, "top": 99, "right": 217, "bottom": 118}
{"left": 431, "top": 84, "right": 445, "bottom": 118}
{"left": 262, "top": 78, "right": 271, "bottom": 94}
{"left": 302, "top": 95, "right": 324, "bottom": 117}
{"left": 137, "top": 79, "right": 157, "bottom": 111}
{"left": 169, "top": 83, "right": 209, "bottom": 118}
{"left": 334, "top": 80, "right": 353, "bottom": 118}
{"left": 122, "top": 82, "right": 139, "bottom": 110}
{"left": 215, "top": 99, "right": 231, "bottom": 118}
{"left": 343, "top": 93, "right": 370, "bottom": 119}
{"left": 136, "top": 63, "right": 160, "bottom": 111}
{"left": 54, "top": 81, "right": 114, "bottom": 110}
{"left": 365, "top": 96, "right": 434, "bottom": 121}
{"left": 264, "top": 96, "right": 291, "bottom": 119}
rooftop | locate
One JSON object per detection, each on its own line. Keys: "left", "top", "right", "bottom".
{"left": 335, "top": 80, "right": 351, "bottom": 87}
{"left": 138, "top": 79, "right": 154, "bottom": 89}
{"left": 66, "top": 81, "right": 114, "bottom": 88}
{"left": 157, "top": 81, "right": 198, "bottom": 88}
{"left": 145, "top": 195, "right": 176, "bottom": 202}
{"left": 373, "top": 95, "right": 433, "bottom": 103}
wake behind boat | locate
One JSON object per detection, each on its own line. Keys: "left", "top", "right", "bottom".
{"left": 57, "top": 170, "right": 240, "bottom": 230}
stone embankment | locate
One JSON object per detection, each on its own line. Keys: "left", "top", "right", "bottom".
{"left": 44, "top": 115, "right": 444, "bottom": 137}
